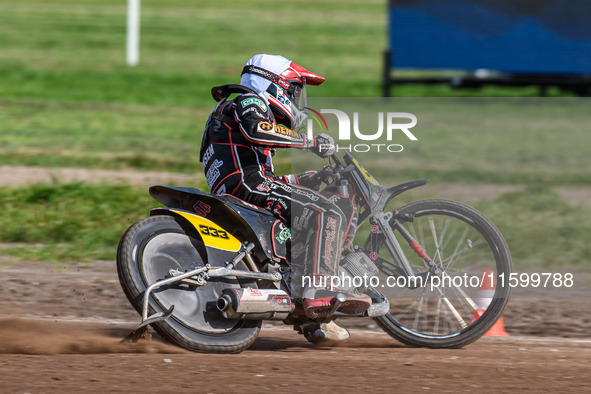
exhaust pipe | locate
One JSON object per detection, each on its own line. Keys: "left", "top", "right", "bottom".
{"left": 217, "top": 288, "right": 293, "bottom": 320}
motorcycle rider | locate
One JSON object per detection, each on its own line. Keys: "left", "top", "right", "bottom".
{"left": 200, "top": 54, "right": 371, "bottom": 343}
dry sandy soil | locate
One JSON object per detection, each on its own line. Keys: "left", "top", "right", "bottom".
{"left": 1, "top": 258, "right": 590, "bottom": 393}
{"left": 3, "top": 165, "right": 591, "bottom": 205}
{"left": 1, "top": 167, "right": 590, "bottom": 392}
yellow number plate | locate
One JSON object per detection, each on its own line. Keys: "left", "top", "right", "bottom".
{"left": 172, "top": 210, "right": 241, "bottom": 252}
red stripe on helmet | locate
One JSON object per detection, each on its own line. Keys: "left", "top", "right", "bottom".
{"left": 282, "top": 62, "right": 325, "bottom": 86}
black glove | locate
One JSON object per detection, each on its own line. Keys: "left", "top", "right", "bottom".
{"left": 298, "top": 170, "right": 321, "bottom": 190}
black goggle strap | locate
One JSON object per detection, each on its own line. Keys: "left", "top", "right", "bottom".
{"left": 242, "top": 65, "right": 302, "bottom": 97}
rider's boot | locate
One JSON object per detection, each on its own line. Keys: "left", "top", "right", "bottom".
{"left": 296, "top": 320, "right": 350, "bottom": 346}
{"left": 301, "top": 286, "right": 372, "bottom": 320}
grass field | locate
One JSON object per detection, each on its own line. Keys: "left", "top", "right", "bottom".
{"left": 1, "top": 0, "right": 590, "bottom": 270}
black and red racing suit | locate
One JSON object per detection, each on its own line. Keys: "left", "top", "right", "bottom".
{"left": 200, "top": 85, "right": 357, "bottom": 293}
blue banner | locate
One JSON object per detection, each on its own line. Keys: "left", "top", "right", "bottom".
{"left": 389, "top": 0, "right": 591, "bottom": 75}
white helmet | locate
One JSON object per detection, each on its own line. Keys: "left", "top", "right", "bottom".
{"left": 240, "top": 54, "right": 325, "bottom": 129}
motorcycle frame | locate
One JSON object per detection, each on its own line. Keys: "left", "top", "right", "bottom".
{"left": 332, "top": 153, "right": 432, "bottom": 277}
{"left": 136, "top": 242, "right": 283, "bottom": 327}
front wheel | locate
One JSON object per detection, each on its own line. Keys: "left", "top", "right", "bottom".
{"left": 117, "top": 215, "right": 261, "bottom": 353}
{"left": 364, "top": 199, "right": 512, "bottom": 348}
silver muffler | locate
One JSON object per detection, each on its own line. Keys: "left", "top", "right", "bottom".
{"left": 217, "top": 288, "right": 294, "bottom": 320}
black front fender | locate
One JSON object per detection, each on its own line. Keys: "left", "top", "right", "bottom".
{"left": 384, "top": 180, "right": 429, "bottom": 206}
{"left": 358, "top": 180, "right": 429, "bottom": 224}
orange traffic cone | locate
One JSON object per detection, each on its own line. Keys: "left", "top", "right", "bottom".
{"left": 473, "top": 269, "right": 509, "bottom": 337}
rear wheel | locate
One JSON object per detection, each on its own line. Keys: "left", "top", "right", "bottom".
{"left": 117, "top": 215, "right": 261, "bottom": 353}
{"left": 364, "top": 199, "right": 512, "bottom": 348}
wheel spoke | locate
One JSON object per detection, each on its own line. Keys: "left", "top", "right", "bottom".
{"left": 439, "top": 221, "right": 459, "bottom": 257}
{"left": 442, "top": 227, "right": 471, "bottom": 270}
{"left": 438, "top": 287, "right": 468, "bottom": 329}
{"left": 452, "top": 285, "right": 479, "bottom": 312}
{"left": 441, "top": 238, "right": 485, "bottom": 271}
{"left": 412, "top": 294, "right": 424, "bottom": 331}
{"left": 442, "top": 280, "right": 479, "bottom": 314}
{"left": 436, "top": 217, "right": 452, "bottom": 253}
{"left": 428, "top": 216, "right": 443, "bottom": 263}
{"left": 434, "top": 297, "right": 442, "bottom": 334}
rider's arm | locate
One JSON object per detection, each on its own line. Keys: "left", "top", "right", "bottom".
{"left": 233, "top": 94, "right": 313, "bottom": 149}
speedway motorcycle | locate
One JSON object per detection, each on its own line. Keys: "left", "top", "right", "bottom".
{"left": 117, "top": 152, "right": 512, "bottom": 353}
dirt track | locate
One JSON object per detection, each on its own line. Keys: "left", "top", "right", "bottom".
{"left": 1, "top": 320, "right": 591, "bottom": 393}
{"left": 1, "top": 259, "right": 590, "bottom": 393}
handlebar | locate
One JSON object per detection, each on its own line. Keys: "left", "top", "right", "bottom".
{"left": 312, "top": 154, "right": 346, "bottom": 186}
{"left": 313, "top": 166, "right": 334, "bottom": 184}
{"left": 330, "top": 153, "right": 344, "bottom": 169}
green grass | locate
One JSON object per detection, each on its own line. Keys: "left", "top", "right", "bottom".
{"left": 0, "top": 0, "right": 387, "bottom": 106}
{"left": 476, "top": 186, "right": 591, "bottom": 269}
{"left": 0, "top": 100, "right": 207, "bottom": 172}
{"left": 0, "top": 182, "right": 154, "bottom": 262}
{"left": 0, "top": 0, "right": 386, "bottom": 175}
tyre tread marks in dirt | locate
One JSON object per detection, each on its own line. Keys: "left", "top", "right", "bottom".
{"left": 117, "top": 215, "right": 261, "bottom": 353}
{"left": 372, "top": 199, "right": 512, "bottom": 348}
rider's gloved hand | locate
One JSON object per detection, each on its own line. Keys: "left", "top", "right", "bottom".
{"left": 298, "top": 170, "right": 321, "bottom": 190}
{"left": 310, "top": 133, "right": 335, "bottom": 158}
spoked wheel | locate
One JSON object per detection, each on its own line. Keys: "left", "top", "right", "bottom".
{"left": 364, "top": 199, "right": 512, "bottom": 348}
{"left": 117, "top": 215, "right": 261, "bottom": 353}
